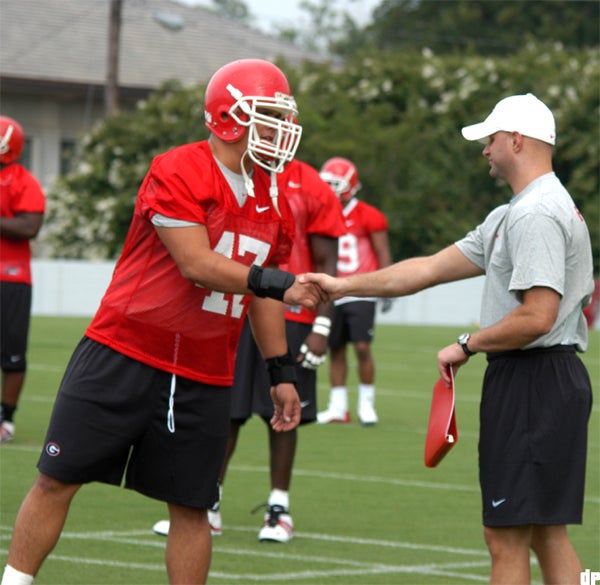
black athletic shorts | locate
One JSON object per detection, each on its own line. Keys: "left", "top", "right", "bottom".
{"left": 0, "top": 281, "right": 32, "bottom": 372}
{"left": 38, "top": 337, "right": 230, "bottom": 509}
{"left": 230, "top": 318, "right": 317, "bottom": 423}
{"left": 479, "top": 345, "right": 592, "bottom": 527}
{"left": 328, "top": 300, "right": 376, "bottom": 351}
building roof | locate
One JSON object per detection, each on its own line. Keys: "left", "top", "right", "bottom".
{"left": 0, "top": 0, "right": 321, "bottom": 90}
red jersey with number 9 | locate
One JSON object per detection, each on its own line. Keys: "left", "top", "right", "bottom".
{"left": 86, "top": 141, "right": 294, "bottom": 386}
{"left": 337, "top": 198, "right": 388, "bottom": 277}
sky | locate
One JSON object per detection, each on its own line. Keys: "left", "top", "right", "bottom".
{"left": 246, "top": 0, "right": 381, "bottom": 32}
{"left": 179, "top": 0, "right": 382, "bottom": 33}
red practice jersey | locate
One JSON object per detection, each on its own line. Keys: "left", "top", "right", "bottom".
{"left": 0, "top": 164, "right": 45, "bottom": 285}
{"left": 337, "top": 198, "right": 388, "bottom": 278}
{"left": 279, "top": 159, "right": 346, "bottom": 324}
{"left": 86, "top": 141, "right": 295, "bottom": 386}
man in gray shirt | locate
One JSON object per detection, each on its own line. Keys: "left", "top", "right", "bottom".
{"left": 302, "top": 93, "right": 594, "bottom": 584}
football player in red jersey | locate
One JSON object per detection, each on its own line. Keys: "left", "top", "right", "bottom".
{"left": 0, "top": 116, "right": 45, "bottom": 444}
{"left": 316, "top": 157, "right": 394, "bottom": 426}
{"left": 218, "top": 158, "right": 346, "bottom": 542}
{"left": 1, "top": 60, "right": 323, "bottom": 585}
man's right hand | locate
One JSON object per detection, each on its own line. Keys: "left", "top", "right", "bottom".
{"left": 283, "top": 277, "right": 328, "bottom": 310}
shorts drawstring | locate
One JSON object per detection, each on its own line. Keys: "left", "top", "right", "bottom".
{"left": 167, "top": 373, "right": 176, "bottom": 433}
{"left": 167, "top": 333, "right": 181, "bottom": 434}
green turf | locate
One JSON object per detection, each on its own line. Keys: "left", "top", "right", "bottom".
{"left": 1, "top": 317, "right": 598, "bottom": 584}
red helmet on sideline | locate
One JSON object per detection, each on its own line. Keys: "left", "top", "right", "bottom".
{"left": 320, "top": 157, "right": 361, "bottom": 202}
{"left": 0, "top": 116, "right": 25, "bottom": 164}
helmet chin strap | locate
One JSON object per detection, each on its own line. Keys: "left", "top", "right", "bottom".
{"left": 241, "top": 150, "right": 281, "bottom": 216}
{"left": 269, "top": 165, "right": 280, "bottom": 216}
{"left": 240, "top": 150, "right": 255, "bottom": 199}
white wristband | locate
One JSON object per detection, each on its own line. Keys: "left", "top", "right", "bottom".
{"left": 312, "top": 316, "right": 331, "bottom": 337}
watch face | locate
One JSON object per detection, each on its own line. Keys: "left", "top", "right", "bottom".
{"left": 458, "top": 333, "right": 469, "bottom": 344}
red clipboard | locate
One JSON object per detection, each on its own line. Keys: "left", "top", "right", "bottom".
{"left": 424, "top": 369, "right": 458, "bottom": 467}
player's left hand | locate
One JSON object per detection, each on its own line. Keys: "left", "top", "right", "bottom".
{"left": 297, "top": 330, "right": 328, "bottom": 370}
{"left": 270, "top": 383, "right": 301, "bottom": 431}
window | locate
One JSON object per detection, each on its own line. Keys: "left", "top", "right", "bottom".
{"left": 60, "top": 139, "right": 77, "bottom": 175}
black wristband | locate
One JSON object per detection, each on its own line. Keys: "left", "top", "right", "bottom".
{"left": 247, "top": 265, "right": 295, "bottom": 301}
{"left": 265, "top": 352, "right": 298, "bottom": 386}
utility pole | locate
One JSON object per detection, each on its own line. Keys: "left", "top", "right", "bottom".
{"left": 105, "top": 0, "right": 123, "bottom": 116}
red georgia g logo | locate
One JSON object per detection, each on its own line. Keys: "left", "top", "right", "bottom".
{"left": 45, "top": 442, "right": 61, "bottom": 457}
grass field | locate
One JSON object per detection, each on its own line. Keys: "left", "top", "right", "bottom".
{"left": 1, "top": 317, "right": 598, "bottom": 584}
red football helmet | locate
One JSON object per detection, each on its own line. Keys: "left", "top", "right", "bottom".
{"left": 204, "top": 59, "right": 302, "bottom": 173}
{"left": 319, "top": 157, "right": 361, "bottom": 202}
{"left": 0, "top": 116, "right": 25, "bottom": 164}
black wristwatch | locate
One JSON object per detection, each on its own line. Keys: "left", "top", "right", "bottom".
{"left": 457, "top": 332, "right": 476, "bottom": 357}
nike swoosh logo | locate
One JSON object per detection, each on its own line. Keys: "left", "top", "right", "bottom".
{"left": 492, "top": 498, "right": 506, "bottom": 508}
{"left": 256, "top": 205, "right": 270, "bottom": 213}
{"left": 287, "top": 181, "right": 302, "bottom": 189}
{"left": 300, "top": 401, "right": 311, "bottom": 408}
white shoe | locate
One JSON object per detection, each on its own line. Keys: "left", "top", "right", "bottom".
{"left": 258, "top": 505, "right": 293, "bottom": 543}
{"left": 316, "top": 408, "right": 351, "bottom": 424}
{"left": 208, "top": 508, "right": 222, "bottom": 536}
{"left": 152, "top": 520, "right": 170, "bottom": 536}
{"left": 0, "top": 421, "right": 15, "bottom": 443}
{"left": 152, "top": 512, "right": 222, "bottom": 537}
{"left": 358, "top": 401, "right": 378, "bottom": 425}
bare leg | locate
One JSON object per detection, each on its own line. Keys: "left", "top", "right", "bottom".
{"left": 484, "top": 526, "right": 532, "bottom": 585}
{"left": 531, "top": 525, "right": 582, "bottom": 585}
{"left": 268, "top": 426, "right": 296, "bottom": 491}
{"left": 353, "top": 341, "right": 374, "bottom": 385}
{"left": 6, "top": 473, "right": 81, "bottom": 576}
{"left": 218, "top": 420, "right": 241, "bottom": 485}
{"left": 2, "top": 371, "right": 26, "bottom": 409}
{"left": 166, "top": 504, "right": 211, "bottom": 585}
{"left": 329, "top": 346, "right": 347, "bottom": 387}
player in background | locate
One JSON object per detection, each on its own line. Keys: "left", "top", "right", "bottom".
{"left": 0, "top": 116, "right": 45, "bottom": 444}
{"left": 152, "top": 158, "right": 345, "bottom": 542}
{"left": 0, "top": 59, "right": 324, "bottom": 585}
{"left": 316, "top": 157, "right": 393, "bottom": 426}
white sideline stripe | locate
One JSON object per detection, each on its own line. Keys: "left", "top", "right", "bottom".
{"left": 3, "top": 527, "right": 487, "bottom": 558}
{"left": 3, "top": 446, "right": 600, "bottom": 504}
{"left": 0, "top": 544, "right": 490, "bottom": 582}
{"left": 233, "top": 464, "right": 481, "bottom": 493}
{"left": 29, "top": 363, "right": 63, "bottom": 373}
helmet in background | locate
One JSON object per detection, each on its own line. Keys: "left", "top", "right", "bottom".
{"left": 204, "top": 59, "right": 302, "bottom": 173}
{"left": 0, "top": 116, "right": 25, "bottom": 164}
{"left": 319, "top": 157, "right": 361, "bottom": 202}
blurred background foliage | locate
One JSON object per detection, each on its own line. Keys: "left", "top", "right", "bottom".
{"left": 45, "top": 0, "right": 599, "bottom": 272}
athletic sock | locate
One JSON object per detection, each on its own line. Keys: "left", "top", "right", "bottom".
{"left": 0, "top": 403, "right": 16, "bottom": 423}
{"left": 1, "top": 565, "right": 34, "bottom": 585}
{"left": 268, "top": 489, "right": 289, "bottom": 510}
{"left": 328, "top": 386, "right": 348, "bottom": 411}
{"left": 358, "top": 384, "right": 375, "bottom": 405}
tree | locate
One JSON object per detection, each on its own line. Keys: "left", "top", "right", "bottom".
{"left": 334, "top": 0, "right": 599, "bottom": 57}
{"left": 44, "top": 46, "right": 599, "bottom": 275}
{"left": 210, "top": 0, "right": 253, "bottom": 25}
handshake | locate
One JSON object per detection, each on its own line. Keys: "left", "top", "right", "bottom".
{"left": 283, "top": 272, "right": 343, "bottom": 311}
{"left": 248, "top": 265, "right": 396, "bottom": 312}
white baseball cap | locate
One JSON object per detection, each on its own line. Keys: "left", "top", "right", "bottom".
{"left": 461, "top": 93, "right": 556, "bottom": 145}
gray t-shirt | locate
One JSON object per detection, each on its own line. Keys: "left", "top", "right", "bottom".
{"left": 456, "top": 172, "right": 594, "bottom": 351}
